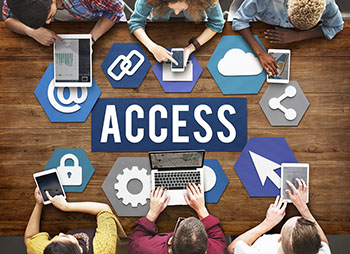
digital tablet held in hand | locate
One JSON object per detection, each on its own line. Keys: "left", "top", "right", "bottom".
{"left": 54, "top": 34, "right": 92, "bottom": 87}
{"left": 281, "top": 163, "right": 309, "bottom": 203}
{"left": 171, "top": 48, "right": 185, "bottom": 72}
{"left": 33, "top": 169, "right": 66, "bottom": 205}
{"left": 267, "top": 49, "right": 291, "bottom": 84}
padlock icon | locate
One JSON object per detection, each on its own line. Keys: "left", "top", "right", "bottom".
{"left": 57, "top": 154, "right": 82, "bottom": 186}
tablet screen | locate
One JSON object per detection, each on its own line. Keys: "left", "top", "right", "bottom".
{"left": 35, "top": 172, "right": 64, "bottom": 202}
{"left": 55, "top": 38, "right": 91, "bottom": 83}
{"left": 282, "top": 165, "right": 308, "bottom": 202}
{"left": 269, "top": 52, "right": 290, "bottom": 81}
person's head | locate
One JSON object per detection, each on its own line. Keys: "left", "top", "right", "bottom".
{"left": 170, "top": 217, "right": 208, "bottom": 254}
{"left": 280, "top": 216, "right": 322, "bottom": 254}
{"left": 288, "top": 0, "right": 326, "bottom": 30}
{"left": 7, "top": 0, "right": 57, "bottom": 29}
{"left": 146, "top": 0, "right": 217, "bottom": 21}
{"left": 44, "top": 233, "right": 82, "bottom": 254}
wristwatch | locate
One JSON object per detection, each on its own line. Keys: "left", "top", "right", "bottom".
{"left": 189, "top": 37, "right": 201, "bottom": 50}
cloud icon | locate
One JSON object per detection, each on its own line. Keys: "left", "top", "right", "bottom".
{"left": 217, "top": 48, "right": 263, "bottom": 76}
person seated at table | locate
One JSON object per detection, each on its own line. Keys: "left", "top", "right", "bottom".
{"left": 24, "top": 188, "right": 127, "bottom": 254}
{"left": 129, "top": 184, "right": 226, "bottom": 254}
{"left": 128, "top": 0, "right": 225, "bottom": 64}
{"left": 2, "top": 0, "right": 125, "bottom": 46}
{"left": 227, "top": 178, "right": 330, "bottom": 254}
{"left": 232, "top": 0, "right": 344, "bottom": 76}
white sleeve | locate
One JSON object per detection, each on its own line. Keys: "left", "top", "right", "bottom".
{"left": 234, "top": 240, "right": 258, "bottom": 254}
{"left": 318, "top": 242, "right": 331, "bottom": 254}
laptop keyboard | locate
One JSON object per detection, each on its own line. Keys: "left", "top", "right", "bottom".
{"left": 154, "top": 171, "right": 201, "bottom": 190}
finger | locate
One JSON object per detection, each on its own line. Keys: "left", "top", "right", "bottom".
{"left": 197, "top": 184, "right": 203, "bottom": 194}
{"left": 301, "top": 179, "right": 307, "bottom": 188}
{"left": 273, "top": 195, "right": 280, "bottom": 206}
{"left": 154, "top": 186, "right": 162, "bottom": 197}
{"left": 286, "top": 180, "right": 297, "bottom": 194}
{"left": 268, "top": 63, "right": 278, "bottom": 76}
{"left": 191, "top": 183, "right": 200, "bottom": 195}
{"left": 54, "top": 34, "right": 63, "bottom": 41}
{"left": 187, "top": 184, "right": 195, "bottom": 196}
{"left": 296, "top": 178, "right": 303, "bottom": 190}
{"left": 280, "top": 200, "right": 288, "bottom": 212}
{"left": 277, "top": 195, "right": 284, "bottom": 208}
{"left": 285, "top": 189, "right": 292, "bottom": 199}
{"left": 45, "top": 191, "right": 53, "bottom": 200}
{"left": 184, "top": 192, "right": 190, "bottom": 205}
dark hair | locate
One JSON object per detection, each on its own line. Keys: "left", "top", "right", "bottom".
{"left": 7, "top": 0, "right": 52, "bottom": 29}
{"left": 44, "top": 241, "right": 81, "bottom": 254}
{"left": 172, "top": 217, "right": 208, "bottom": 254}
{"left": 146, "top": 0, "right": 217, "bottom": 22}
{"left": 283, "top": 217, "right": 322, "bottom": 254}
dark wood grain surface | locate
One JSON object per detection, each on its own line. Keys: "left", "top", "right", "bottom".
{"left": 0, "top": 21, "right": 349, "bottom": 236}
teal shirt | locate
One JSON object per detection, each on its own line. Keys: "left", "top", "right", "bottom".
{"left": 128, "top": 0, "right": 225, "bottom": 33}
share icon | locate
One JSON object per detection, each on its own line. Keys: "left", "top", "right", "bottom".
{"left": 268, "top": 85, "right": 297, "bottom": 121}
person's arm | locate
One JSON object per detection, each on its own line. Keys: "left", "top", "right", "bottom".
{"left": 227, "top": 196, "right": 287, "bottom": 254}
{"left": 239, "top": 28, "right": 278, "bottom": 76}
{"left": 264, "top": 26, "right": 324, "bottom": 44}
{"left": 4, "top": 18, "right": 62, "bottom": 46}
{"left": 24, "top": 188, "right": 43, "bottom": 245}
{"left": 286, "top": 179, "right": 328, "bottom": 244}
{"left": 90, "top": 16, "right": 115, "bottom": 44}
{"left": 184, "top": 183, "right": 209, "bottom": 219}
{"left": 45, "top": 191, "right": 111, "bottom": 215}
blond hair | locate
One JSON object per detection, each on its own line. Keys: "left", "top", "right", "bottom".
{"left": 288, "top": 0, "right": 326, "bottom": 30}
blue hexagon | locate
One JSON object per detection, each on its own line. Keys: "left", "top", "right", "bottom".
{"left": 204, "top": 159, "right": 229, "bottom": 203}
{"left": 44, "top": 148, "right": 95, "bottom": 192}
{"left": 152, "top": 50, "right": 203, "bottom": 93}
{"left": 34, "top": 63, "right": 101, "bottom": 122}
{"left": 234, "top": 137, "right": 298, "bottom": 197}
{"left": 207, "top": 35, "right": 266, "bottom": 95}
{"left": 101, "top": 43, "right": 151, "bottom": 88}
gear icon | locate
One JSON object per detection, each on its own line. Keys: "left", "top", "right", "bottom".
{"left": 114, "top": 166, "right": 151, "bottom": 207}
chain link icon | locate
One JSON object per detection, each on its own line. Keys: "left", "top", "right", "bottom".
{"left": 107, "top": 50, "right": 145, "bottom": 81}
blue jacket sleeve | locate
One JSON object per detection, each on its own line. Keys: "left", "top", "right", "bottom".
{"left": 128, "top": 0, "right": 153, "bottom": 33}
{"left": 320, "top": 0, "right": 344, "bottom": 39}
{"left": 205, "top": 3, "right": 225, "bottom": 33}
{"left": 232, "top": 0, "right": 271, "bottom": 31}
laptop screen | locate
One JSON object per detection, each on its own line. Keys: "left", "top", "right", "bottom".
{"left": 149, "top": 150, "right": 205, "bottom": 169}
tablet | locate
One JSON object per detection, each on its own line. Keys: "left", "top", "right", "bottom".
{"left": 54, "top": 34, "right": 92, "bottom": 87}
{"left": 33, "top": 169, "right": 66, "bottom": 205}
{"left": 267, "top": 49, "right": 290, "bottom": 84}
{"left": 281, "top": 163, "right": 309, "bottom": 203}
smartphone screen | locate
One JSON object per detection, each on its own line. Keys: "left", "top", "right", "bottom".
{"left": 35, "top": 172, "right": 64, "bottom": 202}
{"left": 171, "top": 50, "right": 184, "bottom": 69}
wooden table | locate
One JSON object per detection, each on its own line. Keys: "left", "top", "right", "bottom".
{"left": 0, "top": 22, "right": 349, "bottom": 236}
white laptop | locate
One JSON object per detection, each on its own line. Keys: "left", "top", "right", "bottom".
{"left": 54, "top": 34, "right": 92, "bottom": 87}
{"left": 149, "top": 150, "right": 205, "bottom": 206}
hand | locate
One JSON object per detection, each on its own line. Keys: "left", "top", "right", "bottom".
{"left": 146, "top": 187, "right": 170, "bottom": 222}
{"left": 184, "top": 183, "right": 209, "bottom": 219}
{"left": 34, "top": 188, "right": 43, "bottom": 206}
{"left": 183, "top": 44, "right": 195, "bottom": 67}
{"left": 45, "top": 191, "right": 69, "bottom": 211}
{"left": 257, "top": 50, "right": 278, "bottom": 77}
{"left": 286, "top": 178, "right": 308, "bottom": 212}
{"left": 149, "top": 44, "right": 177, "bottom": 65}
{"left": 28, "top": 27, "right": 63, "bottom": 46}
{"left": 265, "top": 27, "right": 299, "bottom": 44}
{"left": 263, "top": 195, "right": 287, "bottom": 229}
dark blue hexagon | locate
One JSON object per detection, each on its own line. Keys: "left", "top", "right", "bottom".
{"left": 207, "top": 35, "right": 266, "bottom": 95}
{"left": 44, "top": 148, "right": 95, "bottom": 192}
{"left": 34, "top": 63, "right": 101, "bottom": 122}
{"left": 101, "top": 43, "right": 151, "bottom": 88}
{"left": 204, "top": 159, "right": 229, "bottom": 203}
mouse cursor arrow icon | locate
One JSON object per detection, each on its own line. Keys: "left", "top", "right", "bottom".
{"left": 249, "top": 151, "right": 281, "bottom": 189}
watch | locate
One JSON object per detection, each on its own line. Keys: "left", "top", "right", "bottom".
{"left": 189, "top": 37, "right": 201, "bottom": 50}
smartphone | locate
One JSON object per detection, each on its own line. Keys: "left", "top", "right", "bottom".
{"left": 171, "top": 48, "right": 185, "bottom": 72}
{"left": 33, "top": 169, "right": 66, "bottom": 205}
{"left": 267, "top": 49, "right": 291, "bottom": 84}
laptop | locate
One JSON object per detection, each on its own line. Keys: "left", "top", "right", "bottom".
{"left": 149, "top": 150, "right": 205, "bottom": 206}
{"left": 54, "top": 34, "right": 92, "bottom": 87}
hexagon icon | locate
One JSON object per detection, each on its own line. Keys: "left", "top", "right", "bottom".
{"left": 44, "top": 148, "right": 95, "bottom": 192}
{"left": 234, "top": 137, "right": 298, "bottom": 197}
{"left": 203, "top": 159, "right": 229, "bottom": 203}
{"left": 152, "top": 51, "right": 203, "bottom": 92}
{"left": 101, "top": 43, "right": 151, "bottom": 88}
{"left": 102, "top": 157, "right": 151, "bottom": 217}
{"left": 207, "top": 35, "right": 266, "bottom": 95}
{"left": 259, "top": 81, "right": 310, "bottom": 126}
{"left": 34, "top": 63, "right": 101, "bottom": 122}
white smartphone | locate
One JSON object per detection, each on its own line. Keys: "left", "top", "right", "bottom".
{"left": 171, "top": 48, "right": 185, "bottom": 72}
{"left": 267, "top": 49, "right": 291, "bottom": 84}
{"left": 33, "top": 169, "right": 66, "bottom": 205}
{"left": 281, "top": 163, "right": 309, "bottom": 203}
{"left": 54, "top": 34, "right": 92, "bottom": 87}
